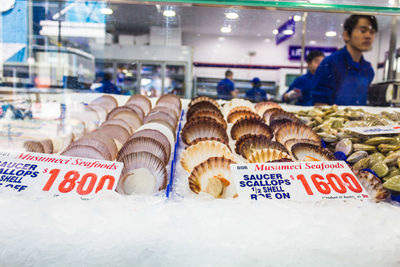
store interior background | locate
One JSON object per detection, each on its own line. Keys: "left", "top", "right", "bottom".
{"left": 1, "top": 0, "right": 400, "bottom": 100}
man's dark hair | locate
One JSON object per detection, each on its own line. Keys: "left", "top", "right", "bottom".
{"left": 344, "top": 15, "right": 378, "bottom": 36}
{"left": 306, "top": 50, "right": 324, "bottom": 63}
{"left": 225, "top": 70, "right": 233, "bottom": 77}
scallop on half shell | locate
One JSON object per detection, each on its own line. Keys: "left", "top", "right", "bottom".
{"left": 188, "top": 157, "right": 237, "bottom": 199}
{"left": 118, "top": 151, "right": 168, "bottom": 195}
{"left": 247, "top": 148, "right": 291, "bottom": 163}
{"left": 291, "top": 143, "right": 336, "bottom": 161}
{"left": 236, "top": 134, "right": 288, "bottom": 159}
{"left": 180, "top": 140, "right": 235, "bottom": 173}
{"left": 181, "top": 118, "right": 228, "bottom": 146}
{"left": 275, "top": 122, "right": 320, "bottom": 145}
{"left": 230, "top": 117, "right": 273, "bottom": 140}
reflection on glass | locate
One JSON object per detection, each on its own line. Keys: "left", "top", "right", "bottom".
{"left": 140, "top": 64, "right": 162, "bottom": 97}
{"left": 116, "top": 63, "right": 137, "bottom": 95}
{"left": 165, "top": 65, "right": 185, "bottom": 96}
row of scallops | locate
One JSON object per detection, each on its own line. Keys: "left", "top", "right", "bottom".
{"left": 24, "top": 94, "right": 182, "bottom": 195}
{"left": 179, "top": 97, "right": 354, "bottom": 199}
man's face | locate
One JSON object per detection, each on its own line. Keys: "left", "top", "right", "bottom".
{"left": 308, "top": 56, "right": 324, "bottom": 74}
{"left": 343, "top": 18, "right": 376, "bottom": 52}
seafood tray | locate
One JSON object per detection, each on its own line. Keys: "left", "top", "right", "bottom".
{"left": 294, "top": 105, "right": 400, "bottom": 201}
{"left": 173, "top": 98, "right": 391, "bottom": 202}
{"left": 24, "top": 94, "right": 182, "bottom": 196}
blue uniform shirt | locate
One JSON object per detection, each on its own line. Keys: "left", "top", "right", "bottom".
{"left": 307, "top": 46, "right": 374, "bottom": 106}
{"left": 245, "top": 87, "right": 267, "bottom": 102}
{"left": 217, "top": 78, "right": 235, "bottom": 100}
{"left": 283, "top": 71, "right": 314, "bottom": 105}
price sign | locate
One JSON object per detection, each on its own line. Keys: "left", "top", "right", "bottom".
{"left": 0, "top": 151, "right": 123, "bottom": 199}
{"left": 345, "top": 125, "right": 400, "bottom": 135}
{"left": 231, "top": 161, "right": 370, "bottom": 201}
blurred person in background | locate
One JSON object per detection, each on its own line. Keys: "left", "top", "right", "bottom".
{"left": 245, "top": 77, "right": 267, "bottom": 102}
{"left": 217, "top": 70, "right": 238, "bottom": 100}
{"left": 282, "top": 50, "right": 325, "bottom": 105}
{"left": 96, "top": 73, "right": 121, "bottom": 94}
{"left": 308, "top": 15, "right": 378, "bottom": 105}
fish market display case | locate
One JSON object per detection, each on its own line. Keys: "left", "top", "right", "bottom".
{"left": 1, "top": 0, "right": 400, "bottom": 266}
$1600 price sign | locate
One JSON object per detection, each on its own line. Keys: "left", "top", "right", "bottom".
{"left": 0, "top": 151, "right": 123, "bottom": 198}
{"left": 231, "top": 161, "right": 370, "bottom": 201}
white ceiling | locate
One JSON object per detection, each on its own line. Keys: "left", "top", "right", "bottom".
{"left": 108, "top": 3, "right": 394, "bottom": 42}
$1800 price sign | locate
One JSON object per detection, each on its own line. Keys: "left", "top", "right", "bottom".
{"left": 42, "top": 168, "right": 117, "bottom": 196}
{"left": 0, "top": 151, "right": 123, "bottom": 199}
{"left": 231, "top": 161, "right": 370, "bottom": 201}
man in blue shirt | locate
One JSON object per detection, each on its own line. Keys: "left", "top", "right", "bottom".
{"left": 217, "top": 70, "right": 238, "bottom": 100}
{"left": 307, "top": 15, "right": 378, "bottom": 106}
{"left": 96, "top": 73, "right": 121, "bottom": 94}
{"left": 246, "top": 77, "right": 267, "bottom": 102}
{"left": 282, "top": 50, "right": 325, "bottom": 105}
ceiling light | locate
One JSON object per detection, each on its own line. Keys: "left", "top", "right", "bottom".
{"left": 273, "top": 29, "right": 278, "bottom": 35}
{"left": 309, "top": 40, "right": 317, "bottom": 45}
{"left": 276, "top": 19, "right": 281, "bottom": 23}
{"left": 100, "top": 8, "right": 113, "bottom": 15}
{"left": 221, "top": 26, "right": 231, "bottom": 33}
{"left": 225, "top": 12, "right": 239, "bottom": 19}
{"left": 293, "top": 15, "right": 301, "bottom": 22}
{"left": 257, "top": 33, "right": 261, "bottom": 37}
{"left": 265, "top": 38, "right": 271, "bottom": 43}
{"left": 283, "top": 29, "right": 293, "bottom": 35}
{"left": 163, "top": 10, "right": 176, "bottom": 17}
{"left": 218, "top": 37, "right": 225, "bottom": 41}
{"left": 325, "top": 31, "right": 337, "bottom": 37}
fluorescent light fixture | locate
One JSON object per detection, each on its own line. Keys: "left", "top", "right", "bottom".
{"left": 273, "top": 29, "right": 278, "bottom": 35}
{"left": 100, "top": 8, "right": 113, "bottom": 15}
{"left": 309, "top": 40, "right": 317, "bottom": 45}
{"left": 221, "top": 26, "right": 231, "bottom": 33}
{"left": 39, "top": 20, "right": 105, "bottom": 38}
{"left": 283, "top": 29, "right": 294, "bottom": 35}
{"left": 225, "top": 12, "right": 239, "bottom": 19}
{"left": 293, "top": 15, "right": 302, "bottom": 22}
{"left": 325, "top": 31, "right": 337, "bottom": 37}
{"left": 218, "top": 37, "right": 225, "bottom": 41}
{"left": 163, "top": 10, "right": 176, "bottom": 17}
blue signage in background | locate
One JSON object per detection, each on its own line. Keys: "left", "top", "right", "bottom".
{"left": 289, "top": 46, "right": 337, "bottom": 61}
{"left": 276, "top": 19, "right": 296, "bottom": 45}
{"left": 2, "top": 0, "right": 28, "bottom": 62}
{"left": 65, "top": 1, "right": 106, "bottom": 24}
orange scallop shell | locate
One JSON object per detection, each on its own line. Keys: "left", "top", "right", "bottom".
{"left": 235, "top": 134, "right": 288, "bottom": 159}
{"left": 181, "top": 118, "right": 229, "bottom": 146}
{"left": 255, "top": 101, "right": 282, "bottom": 117}
{"left": 247, "top": 148, "right": 291, "bottom": 163}
{"left": 189, "top": 96, "right": 219, "bottom": 109}
{"left": 188, "top": 157, "right": 237, "bottom": 198}
{"left": 227, "top": 110, "right": 260, "bottom": 124}
{"left": 180, "top": 140, "right": 235, "bottom": 173}
{"left": 230, "top": 117, "right": 273, "bottom": 140}
{"left": 275, "top": 122, "right": 320, "bottom": 145}
{"left": 186, "top": 101, "right": 222, "bottom": 121}
{"left": 291, "top": 143, "right": 336, "bottom": 161}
